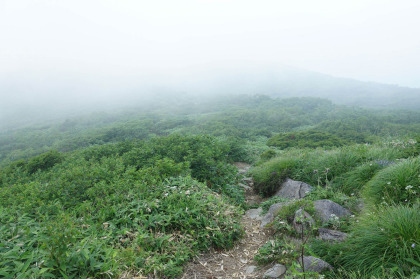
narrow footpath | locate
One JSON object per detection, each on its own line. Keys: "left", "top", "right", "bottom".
{"left": 181, "top": 163, "right": 271, "bottom": 279}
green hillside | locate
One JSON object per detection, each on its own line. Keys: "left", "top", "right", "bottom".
{"left": 0, "top": 95, "right": 419, "bottom": 278}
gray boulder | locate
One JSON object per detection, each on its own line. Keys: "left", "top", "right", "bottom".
{"left": 298, "top": 256, "right": 333, "bottom": 273}
{"left": 274, "top": 179, "right": 312, "bottom": 200}
{"left": 260, "top": 202, "right": 290, "bottom": 228}
{"left": 293, "top": 208, "right": 315, "bottom": 232}
{"left": 314, "top": 199, "right": 351, "bottom": 223}
{"left": 318, "top": 228, "right": 347, "bottom": 242}
{"left": 245, "top": 208, "right": 263, "bottom": 221}
{"left": 263, "top": 264, "right": 286, "bottom": 278}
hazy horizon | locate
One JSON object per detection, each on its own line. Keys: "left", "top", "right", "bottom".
{"left": 1, "top": 0, "right": 420, "bottom": 85}
{"left": 1, "top": 0, "right": 420, "bottom": 129}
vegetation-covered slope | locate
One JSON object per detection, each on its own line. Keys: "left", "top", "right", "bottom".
{"left": 0, "top": 95, "right": 419, "bottom": 278}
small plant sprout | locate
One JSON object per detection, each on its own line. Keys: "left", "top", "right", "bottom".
{"left": 324, "top": 168, "right": 330, "bottom": 184}
{"left": 295, "top": 206, "right": 314, "bottom": 279}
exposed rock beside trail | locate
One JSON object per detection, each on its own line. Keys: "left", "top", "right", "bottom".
{"left": 245, "top": 208, "right": 263, "bottom": 221}
{"left": 314, "top": 199, "right": 351, "bottom": 223}
{"left": 260, "top": 202, "right": 291, "bottom": 228}
{"left": 298, "top": 256, "right": 333, "bottom": 273}
{"left": 245, "top": 265, "right": 257, "bottom": 275}
{"left": 318, "top": 228, "right": 348, "bottom": 242}
{"left": 274, "top": 178, "right": 312, "bottom": 200}
{"left": 263, "top": 264, "right": 286, "bottom": 278}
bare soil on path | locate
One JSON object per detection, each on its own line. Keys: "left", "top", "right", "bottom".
{"left": 181, "top": 163, "right": 271, "bottom": 279}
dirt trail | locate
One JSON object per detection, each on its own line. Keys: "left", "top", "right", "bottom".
{"left": 181, "top": 163, "right": 271, "bottom": 279}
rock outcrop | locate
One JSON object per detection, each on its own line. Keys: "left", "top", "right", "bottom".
{"left": 263, "top": 264, "right": 286, "bottom": 278}
{"left": 274, "top": 178, "right": 312, "bottom": 200}
{"left": 260, "top": 202, "right": 290, "bottom": 228}
{"left": 318, "top": 228, "right": 348, "bottom": 242}
{"left": 314, "top": 199, "right": 351, "bottom": 223}
{"left": 298, "top": 256, "right": 333, "bottom": 273}
{"left": 245, "top": 208, "right": 263, "bottom": 221}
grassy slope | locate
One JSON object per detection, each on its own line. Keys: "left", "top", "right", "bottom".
{"left": 251, "top": 140, "right": 419, "bottom": 278}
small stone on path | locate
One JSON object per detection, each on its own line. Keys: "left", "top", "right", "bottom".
{"left": 242, "top": 177, "right": 253, "bottom": 185}
{"left": 263, "top": 264, "right": 286, "bottom": 278}
{"left": 245, "top": 208, "right": 263, "bottom": 220}
{"left": 245, "top": 265, "right": 257, "bottom": 274}
{"left": 239, "top": 182, "right": 252, "bottom": 191}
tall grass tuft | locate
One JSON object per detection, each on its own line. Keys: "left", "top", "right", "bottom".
{"left": 363, "top": 157, "right": 420, "bottom": 206}
{"left": 250, "top": 157, "right": 299, "bottom": 196}
{"left": 339, "top": 204, "right": 420, "bottom": 277}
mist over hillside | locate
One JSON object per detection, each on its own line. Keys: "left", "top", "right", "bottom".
{"left": 175, "top": 66, "right": 420, "bottom": 110}
{"left": 1, "top": 66, "right": 420, "bottom": 131}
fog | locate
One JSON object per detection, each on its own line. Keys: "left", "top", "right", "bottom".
{"left": 1, "top": 0, "right": 420, "bottom": 129}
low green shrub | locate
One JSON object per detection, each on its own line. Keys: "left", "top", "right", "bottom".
{"left": 254, "top": 238, "right": 297, "bottom": 265}
{"left": 259, "top": 149, "right": 277, "bottom": 162}
{"left": 0, "top": 176, "right": 243, "bottom": 278}
{"left": 26, "top": 150, "right": 64, "bottom": 174}
{"left": 267, "top": 130, "right": 349, "bottom": 149}
{"left": 274, "top": 200, "right": 315, "bottom": 225}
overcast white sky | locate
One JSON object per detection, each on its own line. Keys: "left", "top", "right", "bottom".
{"left": 1, "top": 0, "right": 420, "bottom": 87}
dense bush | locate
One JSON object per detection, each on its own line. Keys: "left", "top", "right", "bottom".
{"left": 0, "top": 133, "right": 247, "bottom": 278}
{"left": 26, "top": 150, "right": 64, "bottom": 174}
{"left": 0, "top": 174, "right": 243, "bottom": 278}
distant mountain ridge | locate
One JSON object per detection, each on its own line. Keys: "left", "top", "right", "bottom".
{"left": 179, "top": 66, "right": 420, "bottom": 110}
{"left": 1, "top": 66, "right": 419, "bottom": 130}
